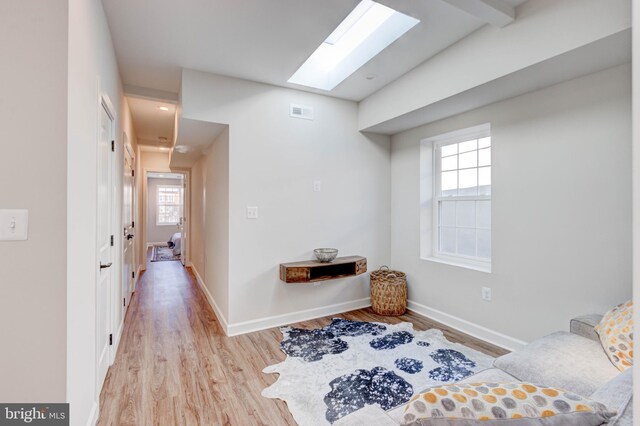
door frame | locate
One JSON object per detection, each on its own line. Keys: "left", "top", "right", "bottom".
{"left": 123, "top": 137, "right": 136, "bottom": 303}
{"left": 96, "top": 91, "right": 117, "bottom": 395}
{"left": 141, "top": 167, "right": 190, "bottom": 267}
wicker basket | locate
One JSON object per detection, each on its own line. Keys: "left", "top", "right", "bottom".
{"left": 370, "top": 266, "right": 407, "bottom": 316}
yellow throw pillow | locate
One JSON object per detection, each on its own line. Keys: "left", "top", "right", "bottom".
{"left": 401, "top": 382, "right": 615, "bottom": 425}
{"left": 594, "top": 300, "right": 633, "bottom": 371}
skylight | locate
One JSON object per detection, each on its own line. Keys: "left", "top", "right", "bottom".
{"left": 288, "top": 0, "right": 419, "bottom": 91}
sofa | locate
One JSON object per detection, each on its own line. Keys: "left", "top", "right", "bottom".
{"left": 335, "top": 314, "right": 633, "bottom": 425}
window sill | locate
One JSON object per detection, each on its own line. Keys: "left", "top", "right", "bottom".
{"left": 156, "top": 223, "right": 179, "bottom": 227}
{"left": 422, "top": 256, "right": 492, "bottom": 274}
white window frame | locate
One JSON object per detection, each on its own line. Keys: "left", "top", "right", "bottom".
{"left": 156, "top": 184, "right": 183, "bottom": 226}
{"left": 430, "top": 124, "right": 491, "bottom": 272}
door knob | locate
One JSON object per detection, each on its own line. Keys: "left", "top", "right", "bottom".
{"left": 100, "top": 262, "right": 113, "bottom": 269}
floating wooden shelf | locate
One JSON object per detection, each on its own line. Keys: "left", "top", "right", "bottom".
{"left": 279, "top": 256, "right": 367, "bottom": 283}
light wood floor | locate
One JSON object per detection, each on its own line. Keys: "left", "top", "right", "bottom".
{"left": 97, "top": 254, "right": 507, "bottom": 426}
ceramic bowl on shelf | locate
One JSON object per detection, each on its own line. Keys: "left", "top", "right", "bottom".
{"left": 314, "top": 248, "right": 338, "bottom": 263}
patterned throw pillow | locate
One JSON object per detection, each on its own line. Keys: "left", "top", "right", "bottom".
{"left": 401, "top": 382, "right": 615, "bottom": 425}
{"left": 594, "top": 300, "right": 633, "bottom": 371}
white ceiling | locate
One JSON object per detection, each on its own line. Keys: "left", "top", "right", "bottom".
{"left": 102, "top": 0, "right": 527, "bottom": 102}
{"left": 126, "top": 96, "right": 176, "bottom": 148}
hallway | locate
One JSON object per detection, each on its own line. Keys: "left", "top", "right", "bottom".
{"left": 97, "top": 256, "right": 507, "bottom": 425}
{"left": 96, "top": 256, "right": 296, "bottom": 425}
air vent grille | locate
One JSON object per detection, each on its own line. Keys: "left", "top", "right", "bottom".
{"left": 290, "top": 104, "right": 313, "bottom": 120}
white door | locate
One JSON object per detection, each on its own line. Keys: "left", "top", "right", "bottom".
{"left": 96, "top": 100, "right": 114, "bottom": 390}
{"left": 179, "top": 175, "right": 187, "bottom": 266}
{"left": 122, "top": 141, "right": 135, "bottom": 312}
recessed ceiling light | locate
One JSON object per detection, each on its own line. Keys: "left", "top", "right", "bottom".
{"left": 158, "top": 106, "right": 169, "bottom": 111}
{"left": 288, "top": 0, "right": 419, "bottom": 91}
{"left": 158, "top": 136, "right": 168, "bottom": 142}
{"left": 366, "top": 74, "right": 376, "bottom": 80}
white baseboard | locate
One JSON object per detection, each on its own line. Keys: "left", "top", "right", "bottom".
{"left": 188, "top": 263, "right": 371, "bottom": 337}
{"left": 146, "top": 241, "right": 168, "bottom": 248}
{"left": 226, "top": 297, "right": 372, "bottom": 337}
{"left": 113, "top": 318, "right": 125, "bottom": 355}
{"left": 407, "top": 300, "right": 527, "bottom": 352}
{"left": 86, "top": 401, "right": 98, "bottom": 426}
{"left": 134, "top": 265, "right": 143, "bottom": 290}
{"left": 188, "top": 265, "right": 229, "bottom": 334}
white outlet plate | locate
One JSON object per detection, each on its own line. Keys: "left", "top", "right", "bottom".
{"left": 313, "top": 180, "right": 322, "bottom": 192}
{"left": 481, "top": 286, "right": 492, "bottom": 301}
{"left": 0, "top": 209, "right": 29, "bottom": 241}
{"left": 246, "top": 206, "right": 258, "bottom": 219}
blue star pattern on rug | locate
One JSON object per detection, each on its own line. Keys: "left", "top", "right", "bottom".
{"left": 427, "top": 348, "right": 477, "bottom": 382}
{"left": 324, "top": 366, "right": 413, "bottom": 423}
{"left": 262, "top": 319, "right": 494, "bottom": 426}
{"left": 279, "top": 318, "right": 388, "bottom": 362}
{"left": 369, "top": 331, "right": 414, "bottom": 350}
{"left": 394, "top": 357, "right": 424, "bottom": 374}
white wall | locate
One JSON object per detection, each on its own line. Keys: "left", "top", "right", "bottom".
{"left": 631, "top": 0, "right": 640, "bottom": 416}
{"left": 181, "top": 70, "right": 391, "bottom": 330}
{"left": 391, "top": 64, "right": 632, "bottom": 346}
{"left": 146, "top": 177, "right": 182, "bottom": 244}
{"left": 0, "top": 0, "right": 68, "bottom": 402}
{"left": 138, "top": 150, "right": 171, "bottom": 268}
{"left": 200, "top": 128, "right": 230, "bottom": 321}
{"left": 359, "top": 0, "right": 631, "bottom": 131}
{"left": 67, "top": 0, "right": 130, "bottom": 423}
{"left": 190, "top": 155, "right": 207, "bottom": 279}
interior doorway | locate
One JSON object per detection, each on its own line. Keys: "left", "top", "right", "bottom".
{"left": 145, "top": 171, "right": 188, "bottom": 266}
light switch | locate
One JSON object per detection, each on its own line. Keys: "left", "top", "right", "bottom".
{"left": 0, "top": 209, "right": 29, "bottom": 241}
{"left": 246, "top": 206, "right": 258, "bottom": 219}
{"left": 313, "top": 180, "right": 322, "bottom": 192}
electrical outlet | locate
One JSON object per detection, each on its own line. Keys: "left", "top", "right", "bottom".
{"left": 0, "top": 209, "right": 29, "bottom": 241}
{"left": 313, "top": 180, "right": 322, "bottom": 192}
{"left": 481, "top": 287, "right": 492, "bottom": 301}
{"left": 246, "top": 206, "right": 258, "bottom": 219}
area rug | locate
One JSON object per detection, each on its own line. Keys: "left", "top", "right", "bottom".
{"left": 262, "top": 318, "right": 494, "bottom": 426}
{"left": 150, "top": 245, "right": 180, "bottom": 262}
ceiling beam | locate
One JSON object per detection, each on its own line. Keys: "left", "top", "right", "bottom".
{"left": 123, "top": 85, "right": 179, "bottom": 103}
{"left": 442, "top": 0, "right": 515, "bottom": 28}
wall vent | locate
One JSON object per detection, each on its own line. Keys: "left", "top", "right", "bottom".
{"left": 290, "top": 104, "right": 313, "bottom": 120}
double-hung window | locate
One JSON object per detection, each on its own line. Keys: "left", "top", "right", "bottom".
{"left": 433, "top": 130, "right": 491, "bottom": 269}
{"left": 156, "top": 185, "right": 182, "bottom": 226}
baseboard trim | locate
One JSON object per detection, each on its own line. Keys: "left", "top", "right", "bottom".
{"left": 86, "top": 401, "right": 98, "bottom": 426}
{"left": 407, "top": 300, "right": 527, "bottom": 352}
{"left": 134, "top": 265, "right": 143, "bottom": 290}
{"left": 226, "top": 298, "right": 372, "bottom": 337}
{"left": 188, "top": 265, "right": 229, "bottom": 334}
{"left": 146, "top": 241, "right": 168, "bottom": 249}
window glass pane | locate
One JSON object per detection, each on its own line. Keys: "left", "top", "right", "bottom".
{"left": 457, "top": 228, "right": 476, "bottom": 257}
{"left": 441, "top": 171, "right": 458, "bottom": 196}
{"left": 441, "top": 155, "right": 457, "bottom": 171}
{"left": 478, "top": 166, "right": 491, "bottom": 195}
{"left": 458, "top": 139, "right": 477, "bottom": 153}
{"left": 478, "top": 137, "right": 491, "bottom": 149}
{"left": 459, "top": 151, "right": 477, "bottom": 169}
{"left": 477, "top": 229, "right": 491, "bottom": 259}
{"left": 458, "top": 168, "right": 477, "bottom": 195}
{"left": 440, "top": 201, "right": 456, "bottom": 227}
{"left": 441, "top": 143, "right": 458, "bottom": 157}
{"left": 440, "top": 227, "right": 456, "bottom": 254}
{"left": 455, "top": 201, "right": 475, "bottom": 228}
{"left": 476, "top": 200, "right": 491, "bottom": 229}
{"left": 478, "top": 147, "right": 491, "bottom": 167}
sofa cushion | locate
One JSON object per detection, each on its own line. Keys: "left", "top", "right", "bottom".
{"left": 570, "top": 314, "right": 603, "bottom": 342}
{"left": 386, "top": 368, "right": 519, "bottom": 423}
{"left": 400, "top": 382, "right": 615, "bottom": 425}
{"left": 493, "top": 331, "right": 619, "bottom": 396}
{"left": 594, "top": 300, "right": 633, "bottom": 371}
{"left": 333, "top": 404, "right": 398, "bottom": 426}
{"left": 590, "top": 368, "right": 633, "bottom": 426}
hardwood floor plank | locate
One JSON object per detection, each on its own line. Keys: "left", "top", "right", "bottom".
{"left": 97, "top": 253, "right": 507, "bottom": 425}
